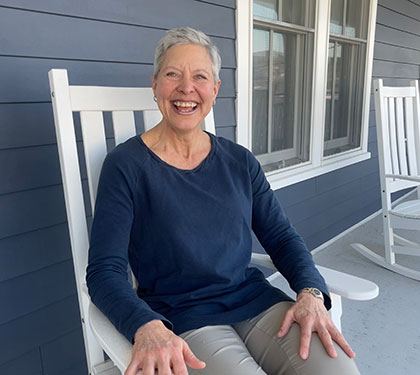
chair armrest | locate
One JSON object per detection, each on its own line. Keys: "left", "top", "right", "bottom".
{"left": 251, "top": 253, "right": 379, "bottom": 301}
{"left": 88, "top": 302, "right": 132, "bottom": 373}
{"left": 82, "top": 284, "right": 131, "bottom": 373}
{"left": 385, "top": 174, "right": 420, "bottom": 183}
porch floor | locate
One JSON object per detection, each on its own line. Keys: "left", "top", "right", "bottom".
{"left": 270, "top": 198, "right": 420, "bottom": 375}
{"left": 314, "top": 208, "right": 420, "bottom": 374}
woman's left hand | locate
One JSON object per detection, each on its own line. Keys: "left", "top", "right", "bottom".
{"left": 277, "top": 292, "right": 356, "bottom": 360}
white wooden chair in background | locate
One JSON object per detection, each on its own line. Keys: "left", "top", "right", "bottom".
{"left": 352, "top": 79, "right": 420, "bottom": 281}
{"left": 49, "top": 69, "right": 379, "bottom": 375}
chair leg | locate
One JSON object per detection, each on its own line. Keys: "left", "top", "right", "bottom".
{"left": 92, "top": 360, "right": 121, "bottom": 375}
{"left": 383, "top": 214, "right": 396, "bottom": 264}
{"left": 393, "top": 233, "right": 420, "bottom": 249}
{"left": 329, "top": 293, "right": 342, "bottom": 333}
{"left": 351, "top": 243, "right": 420, "bottom": 281}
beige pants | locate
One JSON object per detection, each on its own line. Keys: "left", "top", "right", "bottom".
{"left": 180, "top": 302, "right": 360, "bottom": 375}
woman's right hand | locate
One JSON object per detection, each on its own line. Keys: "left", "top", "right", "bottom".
{"left": 125, "top": 320, "right": 206, "bottom": 375}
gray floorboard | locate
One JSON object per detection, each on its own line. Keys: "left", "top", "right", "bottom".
{"left": 314, "top": 206, "right": 420, "bottom": 374}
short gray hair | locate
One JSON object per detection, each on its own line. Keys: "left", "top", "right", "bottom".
{"left": 154, "top": 27, "right": 221, "bottom": 83}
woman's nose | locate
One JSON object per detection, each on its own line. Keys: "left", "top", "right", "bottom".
{"left": 177, "top": 76, "right": 194, "bottom": 94}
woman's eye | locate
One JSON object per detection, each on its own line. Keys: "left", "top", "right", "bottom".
{"left": 196, "top": 74, "right": 207, "bottom": 80}
{"left": 166, "top": 72, "right": 178, "bottom": 78}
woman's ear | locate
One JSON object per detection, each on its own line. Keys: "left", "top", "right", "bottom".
{"left": 151, "top": 74, "right": 157, "bottom": 95}
{"left": 213, "top": 80, "right": 221, "bottom": 98}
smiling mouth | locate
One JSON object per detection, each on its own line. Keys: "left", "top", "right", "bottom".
{"left": 172, "top": 101, "right": 198, "bottom": 114}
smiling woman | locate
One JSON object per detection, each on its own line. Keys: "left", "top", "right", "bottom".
{"left": 86, "top": 27, "right": 359, "bottom": 375}
{"left": 151, "top": 43, "right": 220, "bottom": 139}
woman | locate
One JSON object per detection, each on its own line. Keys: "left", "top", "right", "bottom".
{"left": 87, "top": 27, "right": 359, "bottom": 375}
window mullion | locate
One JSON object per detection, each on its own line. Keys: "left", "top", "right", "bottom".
{"left": 330, "top": 41, "right": 338, "bottom": 142}
{"left": 267, "top": 30, "right": 274, "bottom": 154}
{"left": 310, "top": 0, "right": 330, "bottom": 166}
{"left": 278, "top": 0, "right": 282, "bottom": 21}
{"left": 343, "top": 0, "right": 347, "bottom": 35}
{"left": 347, "top": 44, "right": 355, "bottom": 142}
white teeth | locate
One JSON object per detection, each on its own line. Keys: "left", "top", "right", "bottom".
{"left": 174, "top": 101, "right": 197, "bottom": 108}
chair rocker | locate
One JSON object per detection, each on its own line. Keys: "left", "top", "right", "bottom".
{"left": 49, "top": 69, "right": 379, "bottom": 375}
{"left": 352, "top": 79, "right": 420, "bottom": 281}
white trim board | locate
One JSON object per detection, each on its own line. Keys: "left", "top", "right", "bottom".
{"left": 235, "top": 0, "right": 378, "bottom": 189}
{"left": 311, "top": 189, "right": 417, "bottom": 256}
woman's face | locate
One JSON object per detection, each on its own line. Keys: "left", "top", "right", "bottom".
{"left": 152, "top": 44, "right": 221, "bottom": 133}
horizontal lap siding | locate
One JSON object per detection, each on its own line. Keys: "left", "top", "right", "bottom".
{"left": 272, "top": 0, "right": 420, "bottom": 251}
{"left": 0, "top": 1, "right": 236, "bottom": 373}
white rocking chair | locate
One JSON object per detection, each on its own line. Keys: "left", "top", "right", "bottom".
{"left": 352, "top": 79, "right": 420, "bottom": 281}
{"left": 49, "top": 69, "right": 379, "bottom": 375}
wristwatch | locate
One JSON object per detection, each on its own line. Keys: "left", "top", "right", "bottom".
{"left": 299, "top": 287, "right": 324, "bottom": 302}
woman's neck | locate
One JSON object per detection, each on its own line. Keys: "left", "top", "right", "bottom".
{"left": 141, "top": 123, "right": 211, "bottom": 170}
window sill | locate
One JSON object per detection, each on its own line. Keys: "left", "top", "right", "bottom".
{"left": 266, "top": 150, "right": 371, "bottom": 191}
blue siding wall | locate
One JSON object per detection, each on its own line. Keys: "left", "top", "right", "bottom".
{"left": 0, "top": 1, "right": 235, "bottom": 374}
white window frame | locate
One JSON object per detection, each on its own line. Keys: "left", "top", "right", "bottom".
{"left": 236, "top": 0, "right": 378, "bottom": 190}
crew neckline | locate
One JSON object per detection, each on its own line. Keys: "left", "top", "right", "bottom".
{"left": 137, "top": 131, "right": 216, "bottom": 173}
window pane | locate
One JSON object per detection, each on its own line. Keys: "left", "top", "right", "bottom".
{"left": 324, "top": 41, "right": 365, "bottom": 156}
{"left": 252, "top": 29, "right": 270, "bottom": 155}
{"left": 330, "top": 0, "right": 344, "bottom": 35}
{"left": 254, "top": 0, "right": 278, "bottom": 20}
{"left": 281, "top": 0, "right": 314, "bottom": 27}
{"left": 272, "top": 32, "right": 293, "bottom": 152}
{"left": 324, "top": 42, "right": 335, "bottom": 141}
{"left": 346, "top": 0, "right": 369, "bottom": 39}
{"left": 253, "top": 30, "right": 312, "bottom": 172}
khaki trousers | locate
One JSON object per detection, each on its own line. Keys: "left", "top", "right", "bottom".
{"left": 180, "top": 302, "right": 360, "bottom": 375}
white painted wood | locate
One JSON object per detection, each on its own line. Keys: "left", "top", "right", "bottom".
{"left": 393, "top": 233, "right": 420, "bottom": 248}
{"left": 203, "top": 108, "right": 216, "bottom": 135}
{"left": 112, "top": 111, "right": 137, "bottom": 146}
{"left": 80, "top": 111, "right": 107, "bottom": 211}
{"left": 351, "top": 243, "right": 420, "bottom": 281}
{"left": 69, "top": 86, "right": 157, "bottom": 111}
{"left": 250, "top": 254, "right": 379, "bottom": 301}
{"left": 352, "top": 79, "right": 420, "bottom": 280}
{"left": 329, "top": 294, "right": 342, "bottom": 333}
{"left": 267, "top": 151, "right": 371, "bottom": 191}
{"left": 49, "top": 69, "right": 106, "bottom": 374}
{"left": 396, "top": 97, "right": 408, "bottom": 175}
{"left": 142, "top": 109, "right": 161, "bottom": 132}
{"left": 381, "top": 86, "right": 416, "bottom": 98}
{"left": 412, "top": 81, "right": 420, "bottom": 170}
{"left": 92, "top": 360, "right": 121, "bottom": 375}
{"left": 360, "top": 0, "right": 378, "bottom": 152}
{"left": 405, "top": 97, "right": 418, "bottom": 175}
{"left": 310, "top": 0, "right": 330, "bottom": 167}
{"left": 388, "top": 98, "right": 400, "bottom": 175}
{"left": 89, "top": 303, "right": 132, "bottom": 374}
{"left": 235, "top": 0, "right": 252, "bottom": 148}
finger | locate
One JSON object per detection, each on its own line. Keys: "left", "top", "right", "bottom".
{"left": 125, "top": 357, "right": 142, "bottom": 375}
{"left": 182, "top": 342, "right": 206, "bottom": 369}
{"left": 317, "top": 327, "right": 337, "bottom": 358}
{"left": 141, "top": 358, "right": 157, "bottom": 375}
{"left": 171, "top": 352, "right": 189, "bottom": 375}
{"left": 299, "top": 322, "right": 313, "bottom": 360}
{"left": 155, "top": 358, "right": 173, "bottom": 375}
{"left": 277, "top": 309, "right": 295, "bottom": 337}
{"left": 330, "top": 328, "right": 356, "bottom": 358}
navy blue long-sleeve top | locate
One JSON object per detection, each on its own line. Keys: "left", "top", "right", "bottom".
{"left": 86, "top": 133, "right": 330, "bottom": 342}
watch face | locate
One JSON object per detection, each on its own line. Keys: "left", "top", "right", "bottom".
{"left": 313, "top": 288, "right": 322, "bottom": 297}
{"left": 302, "top": 288, "right": 324, "bottom": 301}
